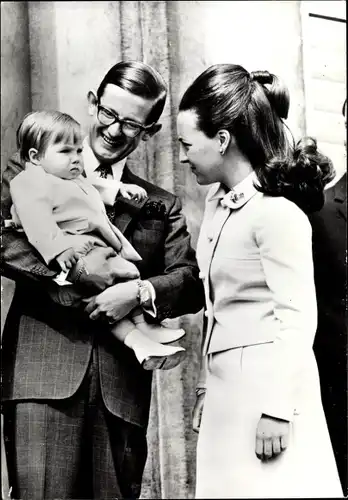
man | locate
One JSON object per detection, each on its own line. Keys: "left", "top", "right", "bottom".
{"left": 1, "top": 61, "right": 204, "bottom": 499}
{"left": 310, "top": 99, "right": 347, "bottom": 495}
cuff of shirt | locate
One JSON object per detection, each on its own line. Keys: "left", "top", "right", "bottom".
{"left": 90, "top": 176, "right": 121, "bottom": 206}
{"left": 142, "top": 280, "right": 157, "bottom": 318}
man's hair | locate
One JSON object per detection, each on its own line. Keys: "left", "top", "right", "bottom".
{"left": 17, "top": 110, "right": 82, "bottom": 162}
{"left": 97, "top": 61, "right": 167, "bottom": 125}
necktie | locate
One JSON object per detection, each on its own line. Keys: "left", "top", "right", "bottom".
{"left": 96, "top": 163, "right": 112, "bottom": 179}
{"left": 96, "top": 164, "right": 116, "bottom": 222}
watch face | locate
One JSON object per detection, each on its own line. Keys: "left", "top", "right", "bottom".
{"left": 140, "top": 286, "right": 150, "bottom": 304}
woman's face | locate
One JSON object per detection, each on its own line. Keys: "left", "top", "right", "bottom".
{"left": 177, "top": 110, "right": 222, "bottom": 185}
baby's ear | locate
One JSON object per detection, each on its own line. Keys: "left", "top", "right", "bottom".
{"left": 142, "top": 123, "right": 162, "bottom": 142}
{"left": 28, "top": 148, "right": 40, "bottom": 165}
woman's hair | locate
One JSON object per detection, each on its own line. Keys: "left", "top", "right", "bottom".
{"left": 179, "top": 64, "right": 334, "bottom": 213}
{"left": 17, "top": 110, "right": 82, "bottom": 163}
{"left": 97, "top": 61, "right": 167, "bottom": 125}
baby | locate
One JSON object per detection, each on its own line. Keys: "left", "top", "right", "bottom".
{"left": 9, "top": 110, "right": 186, "bottom": 370}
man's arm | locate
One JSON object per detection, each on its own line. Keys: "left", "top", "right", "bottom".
{"left": 147, "top": 195, "right": 204, "bottom": 321}
{"left": 84, "top": 195, "right": 205, "bottom": 323}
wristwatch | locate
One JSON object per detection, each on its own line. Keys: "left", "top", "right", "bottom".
{"left": 136, "top": 279, "right": 151, "bottom": 308}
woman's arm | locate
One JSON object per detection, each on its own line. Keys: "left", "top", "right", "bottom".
{"left": 255, "top": 196, "right": 317, "bottom": 422}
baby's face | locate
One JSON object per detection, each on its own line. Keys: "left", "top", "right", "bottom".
{"left": 40, "top": 140, "right": 84, "bottom": 180}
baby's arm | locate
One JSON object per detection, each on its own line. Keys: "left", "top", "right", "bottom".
{"left": 119, "top": 182, "right": 147, "bottom": 202}
{"left": 10, "top": 169, "right": 94, "bottom": 268}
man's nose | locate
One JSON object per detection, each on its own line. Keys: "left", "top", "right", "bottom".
{"left": 106, "top": 121, "right": 122, "bottom": 137}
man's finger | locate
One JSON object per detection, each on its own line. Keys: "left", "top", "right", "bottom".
{"left": 58, "top": 261, "right": 68, "bottom": 273}
{"left": 89, "top": 308, "right": 101, "bottom": 321}
{"left": 84, "top": 298, "right": 97, "bottom": 315}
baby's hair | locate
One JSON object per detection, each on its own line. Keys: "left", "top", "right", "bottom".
{"left": 17, "top": 110, "right": 82, "bottom": 162}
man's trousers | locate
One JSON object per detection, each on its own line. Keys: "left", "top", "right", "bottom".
{"left": 3, "top": 348, "right": 148, "bottom": 500}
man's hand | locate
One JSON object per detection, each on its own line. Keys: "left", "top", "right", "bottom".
{"left": 255, "top": 414, "right": 290, "bottom": 461}
{"left": 69, "top": 247, "right": 140, "bottom": 293}
{"left": 84, "top": 279, "right": 139, "bottom": 323}
{"left": 192, "top": 392, "right": 206, "bottom": 433}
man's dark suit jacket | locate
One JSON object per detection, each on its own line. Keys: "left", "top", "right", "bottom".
{"left": 309, "top": 173, "right": 347, "bottom": 494}
{"left": 1, "top": 153, "right": 204, "bottom": 429}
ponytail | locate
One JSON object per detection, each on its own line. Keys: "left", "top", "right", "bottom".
{"left": 255, "top": 137, "right": 335, "bottom": 214}
{"left": 250, "top": 70, "right": 289, "bottom": 120}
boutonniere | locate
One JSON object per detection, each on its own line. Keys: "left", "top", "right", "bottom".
{"left": 141, "top": 200, "right": 167, "bottom": 220}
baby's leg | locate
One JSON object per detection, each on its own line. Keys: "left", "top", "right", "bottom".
{"left": 110, "top": 319, "right": 186, "bottom": 371}
{"left": 131, "top": 307, "right": 185, "bottom": 344}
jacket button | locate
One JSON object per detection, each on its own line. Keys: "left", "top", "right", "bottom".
{"left": 204, "top": 310, "right": 209, "bottom": 317}
{"left": 199, "top": 272, "right": 205, "bottom": 280}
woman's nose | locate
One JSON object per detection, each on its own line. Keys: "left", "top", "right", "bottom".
{"left": 179, "top": 148, "right": 188, "bottom": 164}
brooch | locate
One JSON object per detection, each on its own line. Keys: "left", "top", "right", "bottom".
{"left": 141, "top": 200, "right": 167, "bottom": 220}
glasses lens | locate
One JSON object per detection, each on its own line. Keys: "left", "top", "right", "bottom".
{"left": 122, "top": 122, "right": 142, "bottom": 137}
{"left": 98, "top": 107, "right": 116, "bottom": 126}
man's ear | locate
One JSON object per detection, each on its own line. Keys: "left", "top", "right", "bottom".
{"left": 28, "top": 148, "right": 40, "bottom": 165}
{"left": 142, "top": 123, "right": 162, "bottom": 142}
{"left": 87, "top": 90, "right": 98, "bottom": 116}
{"left": 217, "top": 129, "right": 232, "bottom": 155}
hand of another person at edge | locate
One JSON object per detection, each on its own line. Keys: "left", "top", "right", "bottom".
{"left": 255, "top": 414, "right": 290, "bottom": 461}
{"left": 84, "top": 279, "right": 139, "bottom": 324}
{"left": 192, "top": 392, "right": 206, "bottom": 433}
{"left": 70, "top": 247, "right": 139, "bottom": 293}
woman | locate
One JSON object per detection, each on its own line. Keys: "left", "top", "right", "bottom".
{"left": 177, "top": 64, "right": 343, "bottom": 498}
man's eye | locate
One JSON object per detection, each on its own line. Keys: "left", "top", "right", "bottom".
{"left": 101, "top": 108, "right": 115, "bottom": 119}
{"left": 124, "top": 121, "right": 141, "bottom": 131}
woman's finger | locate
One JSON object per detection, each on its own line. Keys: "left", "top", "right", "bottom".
{"left": 280, "top": 433, "right": 289, "bottom": 451}
{"left": 272, "top": 436, "right": 281, "bottom": 456}
{"left": 255, "top": 436, "right": 263, "bottom": 460}
{"left": 263, "top": 438, "right": 273, "bottom": 459}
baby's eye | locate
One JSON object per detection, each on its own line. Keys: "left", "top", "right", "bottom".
{"left": 77, "top": 148, "right": 83, "bottom": 154}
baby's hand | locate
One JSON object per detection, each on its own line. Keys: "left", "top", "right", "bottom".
{"left": 56, "top": 248, "right": 79, "bottom": 273}
{"left": 119, "top": 182, "right": 147, "bottom": 202}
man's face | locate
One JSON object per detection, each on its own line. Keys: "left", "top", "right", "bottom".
{"left": 88, "top": 84, "right": 156, "bottom": 164}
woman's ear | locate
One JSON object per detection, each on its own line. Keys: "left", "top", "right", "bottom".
{"left": 28, "top": 148, "right": 40, "bottom": 165}
{"left": 217, "top": 129, "right": 232, "bottom": 155}
{"left": 142, "top": 123, "right": 162, "bottom": 142}
{"left": 87, "top": 90, "right": 98, "bottom": 116}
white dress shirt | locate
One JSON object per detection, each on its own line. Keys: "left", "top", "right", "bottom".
{"left": 82, "top": 137, "right": 127, "bottom": 206}
{"left": 81, "top": 137, "right": 157, "bottom": 317}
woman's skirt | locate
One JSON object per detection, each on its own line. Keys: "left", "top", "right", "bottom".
{"left": 195, "top": 343, "right": 343, "bottom": 498}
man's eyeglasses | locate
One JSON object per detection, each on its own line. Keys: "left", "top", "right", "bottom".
{"left": 97, "top": 103, "right": 154, "bottom": 138}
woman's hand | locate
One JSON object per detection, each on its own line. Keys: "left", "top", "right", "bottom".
{"left": 192, "top": 392, "right": 206, "bottom": 433}
{"left": 84, "top": 279, "right": 139, "bottom": 324}
{"left": 255, "top": 414, "right": 290, "bottom": 461}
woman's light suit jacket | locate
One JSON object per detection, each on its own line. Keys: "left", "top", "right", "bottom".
{"left": 196, "top": 173, "right": 318, "bottom": 422}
